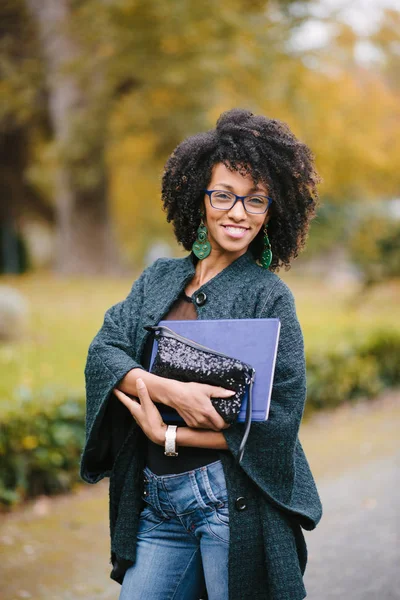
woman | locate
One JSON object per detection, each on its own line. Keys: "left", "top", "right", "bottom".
{"left": 80, "top": 108, "right": 323, "bottom": 600}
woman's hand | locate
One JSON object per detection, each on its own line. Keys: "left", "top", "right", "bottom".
{"left": 113, "top": 379, "right": 167, "bottom": 445}
{"left": 119, "top": 369, "right": 232, "bottom": 431}
{"left": 165, "top": 379, "right": 233, "bottom": 431}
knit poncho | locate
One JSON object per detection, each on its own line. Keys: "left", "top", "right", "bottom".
{"left": 80, "top": 250, "right": 323, "bottom": 600}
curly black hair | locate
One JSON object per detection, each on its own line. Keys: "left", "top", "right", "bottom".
{"left": 161, "top": 108, "right": 321, "bottom": 271}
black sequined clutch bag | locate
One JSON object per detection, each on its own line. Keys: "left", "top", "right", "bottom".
{"left": 144, "top": 325, "right": 255, "bottom": 463}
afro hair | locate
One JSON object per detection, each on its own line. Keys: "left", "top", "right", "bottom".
{"left": 161, "top": 108, "right": 321, "bottom": 271}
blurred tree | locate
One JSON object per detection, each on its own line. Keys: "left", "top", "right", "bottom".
{"left": 1, "top": 0, "right": 399, "bottom": 271}
{"left": 105, "top": 4, "right": 400, "bottom": 262}
{"left": 349, "top": 216, "right": 400, "bottom": 285}
{"left": 0, "top": 1, "right": 55, "bottom": 272}
{"left": 24, "top": 0, "right": 314, "bottom": 271}
{"left": 298, "top": 201, "right": 351, "bottom": 258}
{"left": 230, "top": 16, "right": 400, "bottom": 203}
{"left": 26, "top": 0, "right": 123, "bottom": 274}
{"left": 369, "top": 9, "right": 400, "bottom": 92}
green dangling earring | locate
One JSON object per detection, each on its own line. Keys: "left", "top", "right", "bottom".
{"left": 260, "top": 224, "right": 272, "bottom": 269}
{"left": 192, "top": 216, "right": 211, "bottom": 260}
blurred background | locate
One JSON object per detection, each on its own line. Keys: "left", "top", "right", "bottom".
{"left": 0, "top": 0, "right": 399, "bottom": 598}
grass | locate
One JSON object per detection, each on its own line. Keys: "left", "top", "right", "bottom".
{"left": 282, "top": 271, "right": 400, "bottom": 351}
{"left": 0, "top": 273, "right": 132, "bottom": 412}
{"left": 0, "top": 270, "right": 399, "bottom": 415}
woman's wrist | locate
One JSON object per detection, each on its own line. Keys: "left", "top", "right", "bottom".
{"left": 175, "top": 427, "right": 228, "bottom": 450}
{"left": 153, "top": 422, "right": 168, "bottom": 446}
{"left": 119, "top": 368, "right": 181, "bottom": 407}
{"left": 151, "top": 376, "right": 184, "bottom": 408}
{"left": 154, "top": 425, "right": 229, "bottom": 450}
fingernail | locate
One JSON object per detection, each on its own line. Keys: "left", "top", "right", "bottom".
{"left": 137, "top": 378, "right": 145, "bottom": 389}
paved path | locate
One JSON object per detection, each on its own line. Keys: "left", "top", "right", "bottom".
{"left": 1, "top": 395, "right": 399, "bottom": 599}
{"left": 1, "top": 480, "right": 116, "bottom": 600}
{"left": 304, "top": 452, "right": 400, "bottom": 600}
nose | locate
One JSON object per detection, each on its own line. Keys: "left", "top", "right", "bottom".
{"left": 227, "top": 198, "right": 247, "bottom": 220}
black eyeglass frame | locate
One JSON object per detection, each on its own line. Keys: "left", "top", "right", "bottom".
{"left": 203, "top": 189, "right": 273, "bottom": 215}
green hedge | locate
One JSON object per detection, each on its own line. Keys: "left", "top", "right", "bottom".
{"left": 305, "top": 330, "right": 400, "bottom": 415}
{"left": 1, "top": 329, "right": 399, "bottom": 508}
{"left": 0, "top": 394, "right": 85, "bottom": 508}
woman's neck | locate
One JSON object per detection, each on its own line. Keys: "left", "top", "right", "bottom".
{"left": 186, "top": 248, "right": 248, "bottom": 294}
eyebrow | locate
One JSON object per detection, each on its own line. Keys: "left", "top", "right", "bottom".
{"left": 213, "top": 182, "right": 268, "bottom": 194}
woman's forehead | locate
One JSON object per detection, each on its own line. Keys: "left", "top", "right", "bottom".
{"left": 209, "top": 162, "right": 268, "bottom": 192}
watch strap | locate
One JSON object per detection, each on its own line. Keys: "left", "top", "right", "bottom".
{"left": 164, "top": 425, "right": 178, "bottom": 456}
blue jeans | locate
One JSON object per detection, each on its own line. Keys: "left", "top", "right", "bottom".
{"left": 119, "top": 459, "right": 230, "bottom": 600}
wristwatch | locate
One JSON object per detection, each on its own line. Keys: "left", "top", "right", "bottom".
{"left": 164, "top": 425, "right": 178, "bottom": 457}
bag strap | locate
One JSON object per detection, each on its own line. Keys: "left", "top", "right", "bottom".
{"left": 237, "top": 376, "right": 254, "bottom": 464}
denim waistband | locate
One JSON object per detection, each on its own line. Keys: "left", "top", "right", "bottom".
{"left": 144, "top": 459, "right": 223, "bottom": 481}
{"left": 142, "top": 460, "right": 227, "bottom": 518}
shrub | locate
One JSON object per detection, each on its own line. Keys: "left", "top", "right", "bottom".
{"left": 0, "top": 391, "right": 85, "bottom": 508}
{"left": 358, "top": 330, "right": 400, "bottom": 387}
{"left": 306, "top": 347, "right": 382, "bottom": 414}
{"left": 349, "top": 217, "right": 400, "bottom": 285}
{"left": 305, "top": 329, "right": 400, "bottom": 416}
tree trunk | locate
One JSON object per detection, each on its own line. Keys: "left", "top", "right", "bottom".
{"left": 55, "top": 166, "right": 124, "bottom": 275}
{"left": 0, "top": 127, "right": 55, "bottom": 273}
{"left": 26, "top": 0, "right": 124, "bottom": 275}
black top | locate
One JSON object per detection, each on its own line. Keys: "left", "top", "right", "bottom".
{"left": 142, "top": 289, "right": 224, "bottom": 475}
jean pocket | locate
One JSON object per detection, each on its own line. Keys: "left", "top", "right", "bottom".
{"left": 214, "top": 500, "right": 229, "bottom": 525}
{"left": 202, "top": 463, "right": 229, "bottom": 506}
{"left": 138, "top": 505, "right": 167, "bottom": 535}
{"left": 206, "top": 501, "right": 230, "bottom": 544}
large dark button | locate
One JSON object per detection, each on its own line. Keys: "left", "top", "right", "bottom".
{"left": 235, "top": 496, "right": 247, "bottom": 511}
{"left": 195, "top": 291, "right": 207, "bottom": 307}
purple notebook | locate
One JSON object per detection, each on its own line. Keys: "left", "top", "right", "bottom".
{"left": 149, "top": 318, "right": 281, "bottom": 423}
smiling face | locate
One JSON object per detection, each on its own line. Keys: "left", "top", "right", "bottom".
{"left": 202, "top": 162, "right": 270, "bottom": 260}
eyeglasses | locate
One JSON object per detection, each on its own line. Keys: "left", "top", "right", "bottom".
{"left": 204, "top": 189, "right": 273, "bottom": 215}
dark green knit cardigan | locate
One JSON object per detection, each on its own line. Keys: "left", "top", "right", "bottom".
{"left": 80, "top": 250, "right": 323, "bottom": 600}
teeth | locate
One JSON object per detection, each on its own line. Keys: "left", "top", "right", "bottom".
{"left": 225, "top": 226, "right": 247, "bottom": 233}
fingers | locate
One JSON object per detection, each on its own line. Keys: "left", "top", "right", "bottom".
{"left": 136, "top": 377, "right": 150, "bottom": 404}
{"left": 113, "top": 387, "right": 140, "bottom": 418}
{"left": 209, "top": 386, "right": 236, "bottom": 398}
{"left": 175, "top": 407, "right": 224, "bottom": 431}
{"left": 208, "top": 413, "right": 227, "bottom": 431}
{"left": 120, "top": 378, "right": 150, "bottom": 418}
{"left": 197, "top": 404, "right": 226, "bottom": 431}
{"left": 113, "top": 379, "right": 150, "bottom": 411}
{"left": 150, "top": 380, "right": 230, "bottom": 431}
